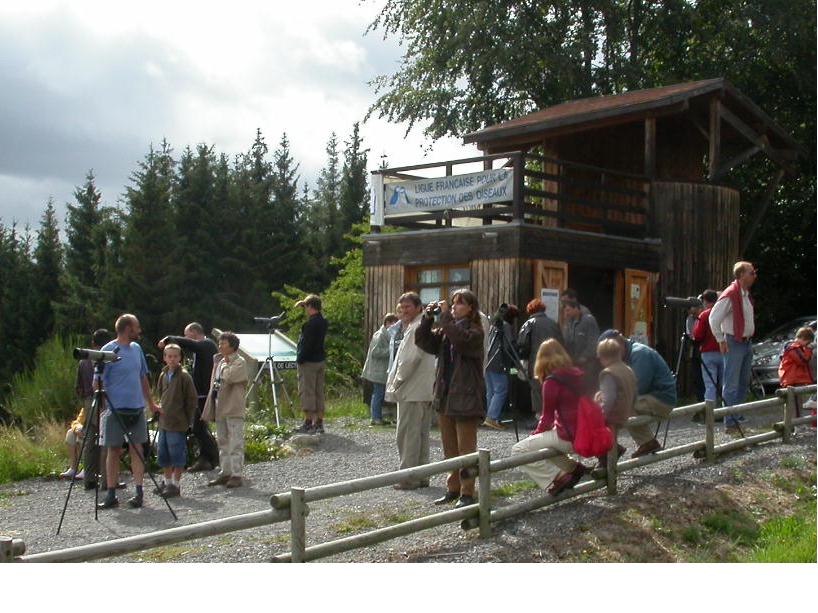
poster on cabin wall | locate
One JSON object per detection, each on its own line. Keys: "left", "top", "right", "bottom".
{"left": 370, "top": 168, "right": 514, "bottom": 225}
{"left": 540, "top": 288, "right": 560, "bottom": 322}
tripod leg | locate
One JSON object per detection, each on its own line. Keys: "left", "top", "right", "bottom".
{"left": 268, "top": 360, "right": 280, "bottom": 427}
{"left": 56, "top": 395, "right": 99, "bottom": 535}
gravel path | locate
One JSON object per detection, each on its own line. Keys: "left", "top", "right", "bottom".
{"left": 1, "top": 408, "right": 814, "bottom": 562}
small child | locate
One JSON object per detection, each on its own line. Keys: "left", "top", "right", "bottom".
{"left": 60, "top": 407, "right": 87, "bottom": 480}
{"left": 593, "top": 339, "right": 637, "bottom": 467}
{"left": 779, "top": 327, "right": 815, "bottom": 388}
{"left": 155, "top": 344, "right": 198, "bottom": 498}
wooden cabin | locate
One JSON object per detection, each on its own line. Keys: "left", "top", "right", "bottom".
{"left": 365, "top": 78, "right": 800, "bottom": 399}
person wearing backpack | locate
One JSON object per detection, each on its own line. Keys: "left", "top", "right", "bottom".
{"left": 510, "top": 339, "right": 590, "bottom": 496}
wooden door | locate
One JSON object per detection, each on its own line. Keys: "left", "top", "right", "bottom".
{"left": 533, "top": 260, "right": 567, "bottom": 322}
{"left": 623, "top": 269, "right": 654, "bottom": 345}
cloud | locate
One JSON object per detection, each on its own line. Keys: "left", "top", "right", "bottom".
{"left": 0, "top": 1, "right": 471, "bottom": 226}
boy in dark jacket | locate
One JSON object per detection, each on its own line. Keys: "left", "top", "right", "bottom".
{"left": 155, "top": 344, "right": 198, "bottom": 498}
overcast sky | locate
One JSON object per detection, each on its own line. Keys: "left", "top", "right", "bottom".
{"left": 0, "top": 0, "right": 472, "bottom": 227}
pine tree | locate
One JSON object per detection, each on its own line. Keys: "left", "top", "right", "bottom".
{"left": 30, "top": 200, "right": 64, "bottom": 347}
{"left": 339, "top": 123, "right": 370, "bottom": 235}
{"left": 269, "top": 132, "right": 304, "bottom": 293}
{"left": 121, "top": 140, "right": 176, "bottom": 341}
{"left": 54, "top": 170, "right": 110, "bottom": 334}
{"left": 0, "top": 222, "right": 37, "bottom": 384}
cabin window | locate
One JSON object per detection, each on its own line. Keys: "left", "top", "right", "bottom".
{"left": 407, "top": 265, "right": 471, "bottom": 304}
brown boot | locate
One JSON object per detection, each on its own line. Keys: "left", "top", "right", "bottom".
{"left": 225, "top": 476, "right": 243, "bottom": 488}
{"left": 632, "top": 438, "right": 661, "bottom": 458}
{"left": 207, "top": 474, "right": 231, "bottom": 487}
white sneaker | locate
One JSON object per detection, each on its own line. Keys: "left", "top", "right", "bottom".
{"left": 60, "top": 468, "right": 76, "bottom": 479}
{"left": 75, "top": 470, "right": 85, "bottom": 480}
{"left": 803, "top": 398, "right": 816, "bottom": 410}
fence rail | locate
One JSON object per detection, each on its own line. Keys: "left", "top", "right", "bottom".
{"left": 4, "top": 385, "right": 814, "bottom": 563}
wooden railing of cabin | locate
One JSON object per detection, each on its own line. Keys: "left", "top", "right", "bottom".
{"left": 374, "top": 152, "right": 651, "bottom": 239}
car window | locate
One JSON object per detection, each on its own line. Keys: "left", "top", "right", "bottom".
{"left": 764, "top": 318, "right": 814, "bottom": 343}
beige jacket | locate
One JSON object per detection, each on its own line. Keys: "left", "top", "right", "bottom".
{"left": 385, "top": 313, "right": 436, "bottom": 403}
{"left": 202, "top": 353, "right": 248, "bottom": 421}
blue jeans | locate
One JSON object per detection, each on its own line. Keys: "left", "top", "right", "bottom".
{"left": 485, "top": 370, "right": 509, "bottom": 421}
{"left": 722, "top": 336, "right": 753, "bottom": 426}
{"left": 700, "top": 351, "right": 724, "bottom": 403}
{"left": 370, "top": 382, "right": 386, "bottom": 422}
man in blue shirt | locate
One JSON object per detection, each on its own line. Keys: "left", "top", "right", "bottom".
{"left": 98, "top": 314, "right": 159, "bottom": 510}
{"left": 598, "top": 330, "right": 677, "bottom": 458}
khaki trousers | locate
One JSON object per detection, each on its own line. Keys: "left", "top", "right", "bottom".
{"left": 438, "top": 414, "right": 480, "bottom": 497}
{"left": 396, "top": 401, "right": 433, "bottom": 484}
{"left": 511, "top": 429, "right": 577, "bottom": 490}
{"left": 216, "top": 417, "right": 245, "bottom": 477}
{"left": 626, "top": 394, "right": 673, "bottom": 445}
{"left": 298, "top": 361, "right": 326, "bottom": 419}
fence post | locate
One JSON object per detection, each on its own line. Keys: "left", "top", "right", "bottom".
{"left": 290, "top": 488, "right": 307, "bottom": 563}
{"left": 606, "top": 427, "right": 618, "bottom": 495}
{"left": 0, "top": 537, "right": 12, "bottom": 563}
{"left": 783, "top": 387, "right": 795, "bottom": 444}
{"left": 478, "top": 449, "right": 491, "bottom": 539}
{"left": 705, "top": 399, "right": 716, "bottom": 462}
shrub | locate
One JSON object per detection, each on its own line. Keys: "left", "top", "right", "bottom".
{"left": 0, "top": 421, "right": 67, "bottom": 484}
{"left": 3, "top": 335, "right": 81, "bottom": 428}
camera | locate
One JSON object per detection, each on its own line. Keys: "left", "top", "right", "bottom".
{"left": 492, "top": 303, "right": 509, "bottom": 326}
{"left": 73, "top": 348, "right": 120, "bottom": 363}
{"left": 664, "top": 295, "right": 703, "bottom": 309}
{"left": 253, "top": 312, "right": 286, "bottom": 328}
{"left": 426, "top": 302, "right": 441, "bottom": 316}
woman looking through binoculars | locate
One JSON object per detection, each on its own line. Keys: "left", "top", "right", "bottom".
{"left": 415, "top": 290, "right": 486, "bottom": 508}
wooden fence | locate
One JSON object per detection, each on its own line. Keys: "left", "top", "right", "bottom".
{"left": 2, "top": 384, "right": 814, "bottom": 563}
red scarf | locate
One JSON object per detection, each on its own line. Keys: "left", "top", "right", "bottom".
{"left": 717, "top": 280, "right": 752, "bottom": 342}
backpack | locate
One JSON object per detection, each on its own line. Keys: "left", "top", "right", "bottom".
{"left": 548, "top": 374, "right": 614, "bottom": 458}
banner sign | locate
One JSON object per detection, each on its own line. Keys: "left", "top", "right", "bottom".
{"left": 370, "top": 168, "right": 514, "bottom": 225}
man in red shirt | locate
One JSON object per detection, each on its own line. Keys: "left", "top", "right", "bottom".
{"left": 691, "top": 290, "right": 721, "bottom": 404}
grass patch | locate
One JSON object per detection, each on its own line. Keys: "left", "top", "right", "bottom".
{"left": 131, "top": 545, "right": 203, "bottom": 562}
{"left": 334, "top": 514, "right": 379, "bottom": 534}
{"left": 0, "top": 421, "right": 67, "bottom": 484}
{"left": 383, "top": 512, "right": 415, "bottom": 525}
{"left": 780, "top": 455, "right": 806, "bottom": 470}
{"left": 325, "top": 395, "right": 369, "bottom": 420}
{"left": 491, "top": 480, "right": 538, "bottom": 498}
{"left": 745, "top": 507, "right": 817, "bottom": 562}
{"left": 680, "top": 526, "right": 705, "bottom": 545}
{"left": 701, "top": 509, "right": 759, "bottom": 546}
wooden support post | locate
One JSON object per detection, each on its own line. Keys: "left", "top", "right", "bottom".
{"left": 644, "top": 117, "right": 656, "bottom": 179}
{"left": 606, "top": 427, "right": 618, "bottom": 495}
{"left": 739, "top": 168, "right": 785, "bottom": 255}
{"left": 290, "top": 487, "right": 306, "bottom": 563}
{"left": 783, "top": 387, "right": 796, "bottom": 444}
{"left": 512, "top": 154, "right": 524, "bottom": 222}
{"left": 705, "top": 399, "right": 716, "bottom": 463}
{"left": 708, "top": 98, "right": 721, "bottom": 180}
{"left": 0, "top": 536, "right": 12, "bottom": 562}
{"left": 478, "top": 449, "right": 491, "bottom": 538}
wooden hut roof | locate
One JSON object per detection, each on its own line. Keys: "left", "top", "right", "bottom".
{"left": 464, "top": 78, "right": 800, "bottom": 154}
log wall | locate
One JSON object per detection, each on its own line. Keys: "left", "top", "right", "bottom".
{"left": 652, "top": 181, "right": 740, "bottom": 377}
{"left": 364, "top": 264, "right": 405, "bottom": 340}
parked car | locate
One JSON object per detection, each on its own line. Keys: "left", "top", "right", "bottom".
{"left": 752, "top": 315, "right": 816, "bottom": 390}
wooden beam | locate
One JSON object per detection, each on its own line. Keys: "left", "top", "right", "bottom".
{"left": 644, "top": 117, "right": 656, "bottom": 178}
{"left": 708, "top": 98, "right": 721, "bottom": 180}
{"left": 712, "top": 143, "right": 762, "bottom": 180}
{"left": 740, "top": 168, "right": 785, "bottom": 255}
{"left": 689, "top": 115, "right": 709, "bottom": 141}
{"left": 719, "top": 105, "right": 790, "bottom": 168}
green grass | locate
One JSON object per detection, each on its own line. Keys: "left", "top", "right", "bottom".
{"left": 745, "top": 509, "right": 817, "bottom": 562}
{"left": 780, "top": 455, "right": 805, "bottom": 470}
{"left": 129, "top": 545, "right": 204, "bottom": 562}
{"left": 0, "top": 421, "right": 67, "bottom": 484}
{"left": 491, "top": 480, "right": 538, "bottom": 498}
{"left": 334, "top": 515, "right": 379, "bottom": 534}
{"left": 325, "top": 395, "right": 369, "bottom": 420}
{"left": 701, "top": 509, "right": 759, "bottom": 546}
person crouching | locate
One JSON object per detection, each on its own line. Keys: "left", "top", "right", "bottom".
{"left": 510, "top": 339, "right": 590, "bottom": 496}
{"left": 155, "top": 344, "right": 198, "bottom": 498}
{"left": 202, "top": 332, "right": 248, "bottom": 488}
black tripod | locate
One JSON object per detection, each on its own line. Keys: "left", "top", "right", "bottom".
{"left": 57, "top": 358, "right": 177, "bottom": 535}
